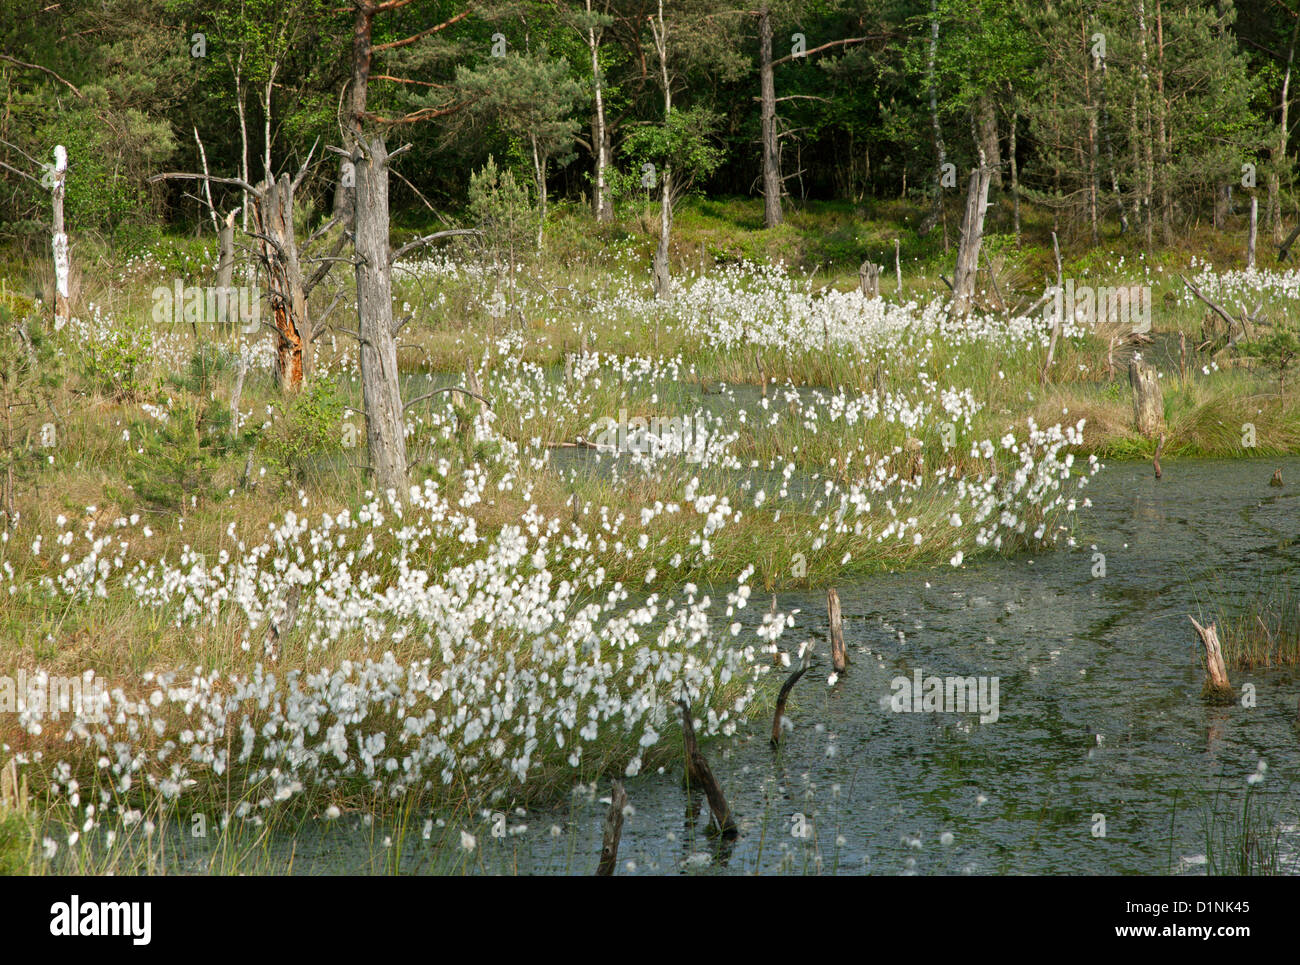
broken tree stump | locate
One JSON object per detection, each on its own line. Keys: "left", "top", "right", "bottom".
{"left": 952, "top": 165, "right": 993, "bottom": 314}
{"left": 1270, "top": 468, "right": 1283, "bottom": 488}
{"left": 0, "top": 757, "right": 27, "bottom": 813}
{"left": 1190, "top": 617, "right": 1234, "bottom": 704}
{"left": 676, "top": 699, "right": 737, "bottom": 838}
{"left": 859, "top": 260, "right": 881, "bottom": 299}
{"left": 770, "top": 663, "right": 810, "bottom": 747}
{"left": 827, "top": 588, "right": 847, "bottom": 673}
{"left": 595, "top": 780, "right": 628, "bottom": 876}
{"left": 1153, "top": 432, "right": 1165, "bottom": 479}
{"left": 1129, "top": 359, "right": 1164, "bottom": 438}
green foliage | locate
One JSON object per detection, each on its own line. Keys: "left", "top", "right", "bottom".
{"left": 621, "top": 107, "right": 725, "bottom": 207}
{"left": 0, "top": 809, "right": 34, "bottom": 875}
{"left": 1244, "top": 324, "right": 1300, "bottom": 391}
{"left": 453, "top": 49, "right": 582, "bottom": 172}
{"left": 0, "top": 300, "right": 63, "bottom": 522}
{"left": 80, "top": 318, "right": 153, "bottom": 402}
{"left": 467, "top": 157, "right": 536, "bottom": 272}
{"left": 124, "top": 348, "right": 247, "bottom": 514}
{"left": 259, "top": 376, "right": 344, "bottom": 485}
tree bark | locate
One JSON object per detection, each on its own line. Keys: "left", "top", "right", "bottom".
{"left": 251, "top": 173, "right": 310, "bottom": 389}
{"left": 759, "top": 5, "right": 782, "bottom": 228}
{"left": 651, "top": 0, "right": 673, "bottom": 299}
{"left": 1190, "top": 617, "right": 1233, "bottom": 703}
{"left": 858, "top": 260, "right": 880, "bottom": 298}
{"left": 1129, "top": 358, "right": 1163, "bottom": 438}
{"left": 1248, "top": 196, "right": 1258, "bottom": 270}
{"left": 924, "top": 0, "right": 946, "bottom": 238}
{"left": 977, "top": 94, "right": 1001, "bottom": 188}
{"left": 595, "top": 780, "right": 627, "bottom": 876}
{"left": 335, "top": 1, "right": 376, "bottom": 221}
{"left": 1153, "top": 0, "right": 1172, "bottom": 245}
{"left": 49, "top": 144, "right": 69, "bottom": 330}
{"left": 1095, "top": 44, "right": 1128, "bottom": 233}
{"left": 1270, "top": 15, "right": 1299, "bottom": 243}
{"left": 952, "top": 165, "right": 992, "bottom": 314}
{"left": 352, "top": 136, "right": 409, "bottom": 496}
{"left": 586, "top": 0, "right": 613, "bottom": 222}
{"left": 827, "top": 587, "right": 847, "bottom": 673}
{"left": 216, "top": 208, "right": 237, "bottom": 327}
{"left": 1008, "top": 101, "right": 1020, "bottom": 244}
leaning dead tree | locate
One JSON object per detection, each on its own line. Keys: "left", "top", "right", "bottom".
{"left": 150, "top": 143, "right": 347, "bottom": 390}
{"left": 676, "top": 698, "right": 737, "bottom": 838}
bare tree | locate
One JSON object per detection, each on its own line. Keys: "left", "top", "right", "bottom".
{"left": 150, "top": 145, "right": 347, "bottom": 390}
{"left": 350, "top": 136, "right": 408, "bottom": 494}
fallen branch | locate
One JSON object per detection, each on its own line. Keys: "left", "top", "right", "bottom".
{"left": 1180, "top": 274, "right": 1237, "bottom": 334}
{"left": 402, "top": 385, "right": 493, "bottom": 412}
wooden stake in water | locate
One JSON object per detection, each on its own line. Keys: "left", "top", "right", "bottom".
{"left": 828, "top": 588, "right": 847, "bottom": 673}
{"left": 677, "top": 699, "right": 737, "bottom": 838}
{"left": 595, "top": 780, "right": 628, "bottom": 876}
{"left": 1190, "top": 617, "right": 1233, "bottom": 704}
{"left": 1129, "top": 359, "right": 1164, "bottom": 438}
{"left": 770, "top": 663, "right": 810, "bottom": 747}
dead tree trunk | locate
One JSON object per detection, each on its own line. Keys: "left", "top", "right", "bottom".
{"left": 150, "top": 142, "right": 339, "bottom": 394}
{"left": 770, "top": 663, "right": 809, "bottom": 747}
{"left": 1190, "top": 617, "right": 1233, "bottom": 704}
{"left": 335, "top": 0, "right": 376, "bottom": 221}
{"left": 651, "top": 0, "right": 673, "bottom": 300}
{"left": 952, "top": 165, "right": 992, "bottom": 314}
{"left": 923, "top": 0, "right": 946, "bottom": 240}
{"left": 827, "top": 587, "right": 847, "bottom": 673}
{"left": 595, "top": 780, "right": 628, "bottom": 876}
{"left": 1248, "top": 196, "right": 1258, "bottom": 270}
{"left": 977, "top": 95, "right": 1001, "bottom": 188}
{"left": 759, "top": 6, "right": 782, "bottom": 228}
{"left": 50, "top": 145, "right": 69, "bottom": 330}
{"left": 216, "top": 209, "right": 237, "bottom": 328}
{"left": 352, "top": 136, "right": 409, "bottom": 497}
{"left": 586, "top": 0, "right": 613, "bottom": 223}
{"left": 1128, "top": 359, "right": 1163, "bottom": 438}
{"left": 859, "top": 260, "right": 880, "bottom": 299}
{"left": 677, "top": 699, "right": 737, "bottom": 838}
{"left": 252, "top": 173, "right": 310, "bottom": 389}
